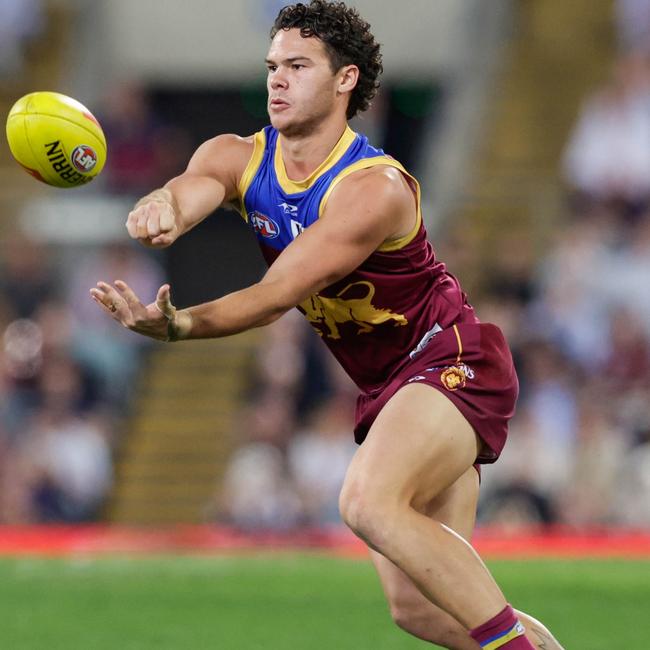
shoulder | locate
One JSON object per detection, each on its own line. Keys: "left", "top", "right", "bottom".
{"left": 327, "top": 163, "right": 415, "bottom": 216}
{"left": 183, "top": 133, "right": 258, "bottom": 201}
{"left": 188, "top": 133, "right": 255, "bottom": 173}
{"left": 320, "top": 163, "right": 417, "bottom": 244}
{"left": 344, "top": 163, "right": 411, "bottom": 191}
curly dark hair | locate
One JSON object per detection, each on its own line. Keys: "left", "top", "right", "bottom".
{"left": 271, "top": 1, "right": 383, "bottom": 119}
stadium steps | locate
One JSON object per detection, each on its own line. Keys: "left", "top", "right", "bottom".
{"left": 448, "top": 0, "right": 615, "bottom": 296}
{"left": 107, "top": 333, "right": 259, "bottom": 525}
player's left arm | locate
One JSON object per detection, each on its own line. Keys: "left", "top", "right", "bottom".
{"left": 90, "top": 166, "right": 416, "bottom": 341}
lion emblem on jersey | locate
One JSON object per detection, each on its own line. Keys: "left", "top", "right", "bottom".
{"left": 441, "top": 366, "right": 467, "bottom": 391}
{"left": 299, "top": 281, "right": 408, "bottom": 339}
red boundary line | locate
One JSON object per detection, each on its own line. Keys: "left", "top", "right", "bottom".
{"left": 0, "top": 525, "right": 648, "bottom": 558}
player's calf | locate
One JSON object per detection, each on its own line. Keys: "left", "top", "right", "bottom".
{"left": 389, "top": 595, "right": 479, "bottom": 649}
{"left": 385, "top": 592, "right": 560, "bottom": 649}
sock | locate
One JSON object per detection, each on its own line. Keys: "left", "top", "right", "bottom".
{"left": 469, "top": 605, "right": 534, "bottom": 649}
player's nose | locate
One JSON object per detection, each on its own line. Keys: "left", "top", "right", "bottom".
{"left": 269, "top": 70, "right": 288, "bottom": 89}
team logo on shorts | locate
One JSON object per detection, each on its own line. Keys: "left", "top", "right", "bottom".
{"left": 407, "top": 363, "right": 474, "bottom": 390}
{"left": 250, "top": 211, "right": 280, "bottom": 239}
{"left": 441, "top": 366, "right": 467, "bottom": 391}
{"left": 70, "top": 145, "right": 98, "bottom": 173}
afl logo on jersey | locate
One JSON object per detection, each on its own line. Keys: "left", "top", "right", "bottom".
{"left": 250, "top": 211, "right": 280, "bottom": 239}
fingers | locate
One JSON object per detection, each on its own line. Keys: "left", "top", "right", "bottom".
{"left": 158, "top": 205, "right": 176, "bottom": 233}
{"left": 90, "top": 280, "right": 172, "bottom": 342}
{"left": 150, "top": 232, "right": 174, "bottom": 247}
{"left": 126, "top": 200, "right": 176, "bottom": 242}
{"left": 89, "top": 281, "right": 129, "bottom": 320}
{"left": 126, "top": 208, "right": 139, "bottom": 240}
{"left": 114, "top": 280, "right": 142, "bottom": 308}
{"left": 90, "top": 280, "right": 146, "bottom": 320}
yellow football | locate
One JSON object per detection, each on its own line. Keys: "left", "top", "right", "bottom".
{"left": 5, "top": 91, "right": 107, "bottom": 188}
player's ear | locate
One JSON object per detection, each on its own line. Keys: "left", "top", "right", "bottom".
{"left": 337, "top": 64, "right": 359, "bottom": 95}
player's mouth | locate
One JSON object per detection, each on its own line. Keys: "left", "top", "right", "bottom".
{"left": 269, "top": 98, "right": 290, "bottom": 111}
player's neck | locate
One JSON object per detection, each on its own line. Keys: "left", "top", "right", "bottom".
{"left": 278, "top": 117, "right": 349, "bottom": 181}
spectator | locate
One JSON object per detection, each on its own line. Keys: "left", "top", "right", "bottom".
{"left": 217, "top": 392, "right": 304, "bottom": 530}
{"left": 530, "top": 214, "right": 614, "bottom": 370}
{"left": 601, "top": 213, "right": 650, "bottom": 337}
{"left": 0, "top": 0, "right": 44, "bottom": 80}
{"left": 616, "top": 0, "right": 650, "bottom": 52}
{"left": 0, "top": 231, "right": 58, "bottom": 320}
{"left": 11, "top": 355, "right": 112, "bottom": 523}
{"left": 218, "top": 443, "right": 305, "bottom": 530}
{"left": 65, "top": 242, "right": 165, "bottom": 406}
{"left": 562, "top": 52, "right": 650, "bottom": 218}
{"left": 479, "top": 408, "right": 558, "bottom": 529}
{"left": 99, "top": 81, "right": 191, "bottom": 197}
{"left": 562, "top": 387, "right": 629, "bottom": 525}
{"left": 614, "top": 412, "right": 650, "bottom": 526}
{"left": 288, "top": 392, "right": 357, "bottom": 525}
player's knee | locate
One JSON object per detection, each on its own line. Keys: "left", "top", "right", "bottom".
{"left": 338, "top": 481, "right": 398, "bottom": 550}
{"left": 338, "top": 484, "right": 375, "bottom": 541}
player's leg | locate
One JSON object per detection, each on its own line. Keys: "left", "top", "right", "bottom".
{"left": 373, "top": 552, "right": 564, "bottom": 649}
{"left": 369, "top": 467, "right": 564, "bottom": 649}
{"left": 370, "top": 465, "right": 481, "bottom": 649}
{"left": 339, "top": 382, "right": 533, "bottom": 646}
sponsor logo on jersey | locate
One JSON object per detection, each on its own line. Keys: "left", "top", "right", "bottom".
{"left": 300, "top": 281, "right": 408, "bottom": 339}
{"left": 278, "top": 202, "right": 298, "bottom": 216}
{"left": 71, "top": 145, "right": 98, "bottom": 173}
{"left": 409, "top": 323, "right": 443, "bottom": 359}
{"left": 290, "top": 219, "right": 304, "bottom": 239}
{"left": 425, "top": 363, "right": 475, "bottom": 380}
{"left": 250, "top": 211, "right": 280, "bottom": 239}
{"left": 407, "top": 375, "right": 426, "bottom": 383}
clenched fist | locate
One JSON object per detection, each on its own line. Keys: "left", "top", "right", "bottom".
{"left": 126, "top": 188, "right": 181, "bottom": 248}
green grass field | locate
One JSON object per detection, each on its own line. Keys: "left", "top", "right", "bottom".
{"left": 0, "top": 554, "right": 647, "bottom": 649}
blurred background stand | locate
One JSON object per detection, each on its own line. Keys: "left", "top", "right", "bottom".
{"left": 1, "top": 0, "right": 649, "bottom": 534}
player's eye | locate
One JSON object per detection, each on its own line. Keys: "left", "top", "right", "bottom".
{"left": 291, "top": 64, "right": 304, "bottom": 70}
{"left": 267, "top": 65, "right": 277, "bottom": 73}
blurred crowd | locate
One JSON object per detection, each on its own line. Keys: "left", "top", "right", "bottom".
{"left": 214, "top": 310, "right": 359, "bottom": 530}
{"left": 0, "top": 74, "right": 182, "bottom": 524}
{"left": 474, "top": 200, "right": 650, "bottom": 528}
{"left": 0, "top": 1, "right": 648, "bottom": 531}
{"left": 475, "top": 8, "right": 650, "bottom": 530}
{"left": 0, "top": 0, "right": 44, "bottom": 82}
{"left": 0, "top": 234, "right": 165, "bottom": 523}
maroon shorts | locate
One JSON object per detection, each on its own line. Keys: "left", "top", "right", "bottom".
{"left": 353, "top": 322, "right": 519, "bottom": 464}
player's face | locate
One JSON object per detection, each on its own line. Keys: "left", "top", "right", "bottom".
{"left": 266, "top": 28, "right": 343, "bottom": 136}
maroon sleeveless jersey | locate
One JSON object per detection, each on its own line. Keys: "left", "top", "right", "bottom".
{"left": 299, "top": 222, "right": 479, "bottom": 393}
{"left": 238, "top": 126, "right": 518, "bottom": 462}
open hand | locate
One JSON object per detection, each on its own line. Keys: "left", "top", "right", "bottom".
{"left": 90, "top": 280, "right": 177, "bottom": 341}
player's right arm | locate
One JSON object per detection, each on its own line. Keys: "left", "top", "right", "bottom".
{"left": 126, "top": 134, "right": 253, "bottom": 248}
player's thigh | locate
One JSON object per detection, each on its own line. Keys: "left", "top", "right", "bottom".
{"left": 370, "top": 464, "right": 480, "bottom": 605}
{"left": 341, "top": 383, "right": 481, "bottom": 513}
